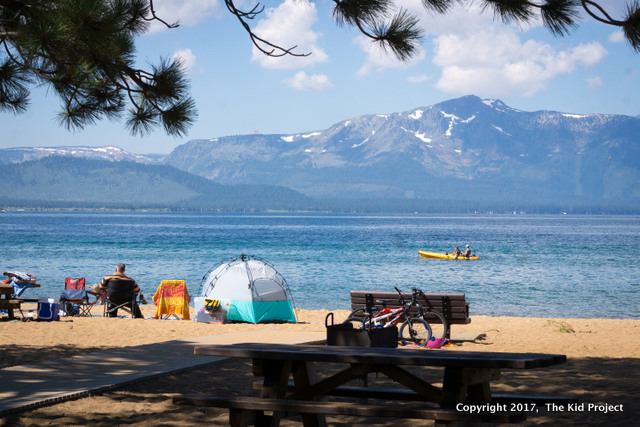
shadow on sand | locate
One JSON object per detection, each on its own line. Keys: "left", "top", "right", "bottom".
{"left": 1, "top": 352, "right": 637, "bottom": 426}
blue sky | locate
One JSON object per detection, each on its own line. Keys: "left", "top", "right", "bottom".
{"left": 2, "top": 0, "right": 638, "bottom": 154}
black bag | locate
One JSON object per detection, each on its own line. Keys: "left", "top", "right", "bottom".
{"left": 325, "top": 313, "right": 398, "bottom": 348}
{"left": 61, "top": 300, "right": 78, "bottom": 316}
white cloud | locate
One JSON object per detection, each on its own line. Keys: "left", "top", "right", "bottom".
{"left": 403, "top": 0, "right": 517, "bottom": 35}
{"left": 251, "top": 0, "right": 328, "bottom": 69}
{"left": 354, "top": 36, "right": 426, "bottom": 77}
{"left": 351, "top": 1, "right": 609, "bottom": 96}
{"left": 147, "top": 0, "right": 223, "bottom": 33}
{"left": 586, "top": 76, "right": 603, "bottom": 88}
{"left": 172, "top": 48, "right": 200, "bottom": 75}
{"left": 432, "top": 28, "right": 608, "bottom": 97}
{"left": 609, "top": 30, "right": 626, "bottom": 43}
{"left": 570, "top": 43, "right": 608, "bottom": 66}
{"left": 284, "top": 71, "right": 333, "bottom": 91}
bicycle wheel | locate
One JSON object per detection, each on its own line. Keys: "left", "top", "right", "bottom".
{"left": 348, "top": 308, "right": 367, "bottom": 319}
{"left": 344, "top": 308, "right": 367, "bottom": 328}
{"left": 399, "top": 318, "right": 432, "bottom": 346}
{"left": 343, "top": 317, "right": 366, "bottom": 329}
{"left": 348, "top": 307, "right": 391, "bottom": 327}
{"left": 423, "top": 310, "right": 448, "bottom": 341}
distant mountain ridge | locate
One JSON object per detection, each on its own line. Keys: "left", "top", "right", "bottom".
{"left": 2, "top": 95, "right": 639, "bottom": 210}
{"left": 164, "top": 95, "right": 640, "bottom": 204}
{"left": 0, "top": 145, "right": 163, "bottom": 164}
{"left": 0, "top": 156, "right": 313, "bottom": 210}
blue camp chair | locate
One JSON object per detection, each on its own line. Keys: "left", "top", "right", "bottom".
{"left": 60, "top": 278, "right": 100, "bottom": 317}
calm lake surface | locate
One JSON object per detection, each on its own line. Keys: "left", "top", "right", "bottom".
{"left": 1, "top": 211, "right": 638, "bottom": 319}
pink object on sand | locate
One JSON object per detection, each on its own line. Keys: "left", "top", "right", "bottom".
{"left": 427, "top": 338, "right": 445, "bottom": 349}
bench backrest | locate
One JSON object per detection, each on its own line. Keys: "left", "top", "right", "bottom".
{"left": 350, "top": 290, "right": 470, "bottom": 325}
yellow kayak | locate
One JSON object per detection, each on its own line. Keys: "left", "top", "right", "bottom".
{"left": 418, "top": 250, "right": 479, "bottom": 260}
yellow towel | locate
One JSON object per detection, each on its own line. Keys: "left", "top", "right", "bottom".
{"left": 152, "top": 280, "right": 190, "bottom": 320}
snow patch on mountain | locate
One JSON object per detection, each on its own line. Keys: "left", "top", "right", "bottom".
{"left": 303, "top": 132, "right": 321, "bottom": 138}
{"left": 352, "top": 138, "right": 369, "bottom": 148}
{"left": 409, "top": 110, "right": 423, "bottom": 120}
{"left": 562, "top": 113, "right": 589, "bottom": 119}
{"left": 414, "top": 132, "right": 432, "bottom": 143}
{"left": 1, "top": 146, "right": 160, "bottom": 164}
{"left": 441, "top": 111, "right": 460, "bottom": 136}
{"left": 491, "top": 125, "right": 511, "bottom": 136}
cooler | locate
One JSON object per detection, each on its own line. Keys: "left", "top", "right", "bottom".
{"left": 37, "top": 298, "right": 60, "bottom": 321}
{"left": 193, "top": 297, "right": 228, "bottom": 324}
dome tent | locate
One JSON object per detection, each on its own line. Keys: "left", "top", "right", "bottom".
{"left": 199, "top": 255, "right": 297, "bottom": 324}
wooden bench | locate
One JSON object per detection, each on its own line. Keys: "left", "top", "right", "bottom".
{"left": 0, "top": 298, "right": 39, "bottom": 306}
{"left": 0, "top": 283, "right": 40, "bottom": 320}
{"left": 350, "top": 290, "right": 471, "bottom": 338}
{"left": 0, "top": 298, "right": 41, "bottom": 319}
{"left": 253, "top": 381, "right": 578, "bottom": 406}
{"left": 173, "top": 395, "right": 526, "bottom": 426}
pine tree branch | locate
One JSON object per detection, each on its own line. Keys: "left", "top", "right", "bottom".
{"left": 581, "top": 0, "right": 622, "bottom": 25}
{"left": 225, "top": 0, "right": 310, "bottom": 57}
{"left": 146, "top": 0, "right": 179, "bottom": 29}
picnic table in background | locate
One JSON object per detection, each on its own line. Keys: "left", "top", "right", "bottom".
{"left": 0, "top": 282, "right": 40, "bottom": 320}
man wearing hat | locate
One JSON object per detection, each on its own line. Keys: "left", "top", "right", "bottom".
{"left": 463, "top": 245, "right": 472, "bottom": 259}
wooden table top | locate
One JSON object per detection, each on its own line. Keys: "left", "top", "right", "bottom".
{"left": 1, "top": 283, "right": 40, "bottom": 290}
{"left": 194, "top": 342, "right": 566, "bottom": 369}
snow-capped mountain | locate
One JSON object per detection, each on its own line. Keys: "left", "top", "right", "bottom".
{"left": 164, "top": 95, "right": 640, "bottom": 204}
{"left": 0, "top": 145, "right": 163, "bottom": 164}
{"left": 3, "top": 95, "right": 639, "bottom": 207}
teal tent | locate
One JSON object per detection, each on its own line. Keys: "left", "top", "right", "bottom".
{"left": 199, "top": 255, "right": 296, "bottom": 324}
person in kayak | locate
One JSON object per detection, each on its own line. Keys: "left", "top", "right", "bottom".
{"left": 452, "top": 246, "right": 461, "bottom": 259}
{"left": 463, "top": 245, "right": 472, "bottom": 258}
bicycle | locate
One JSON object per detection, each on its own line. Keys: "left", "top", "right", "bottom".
{"left": 404, "top": 288, "right": 448, "bottom": 345}
{"left": 344, "top": 287, "right": 446, "bottom": 346}
{"left": 344, "top": 289, "right": 406, "bottom": 329}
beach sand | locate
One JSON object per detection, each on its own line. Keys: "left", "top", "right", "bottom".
{"left": 1, "top": 305, "right": 638, "bottom": 426}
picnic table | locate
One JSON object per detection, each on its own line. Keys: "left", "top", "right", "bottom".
{"left": 174, "top": 342, "right": 569, "bottom": 426}
{"left": 0, "top": 283, "right": 40, "bottom": 320}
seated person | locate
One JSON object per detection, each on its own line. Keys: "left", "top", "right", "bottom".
{"left": 453, "top": 246, "right": 461, "bottom": 259}
{"left": 463, "top": 245, "right": 472, "bottom": 258}
{"left": 100, "top": 263, "right": 143, "bottom": 318}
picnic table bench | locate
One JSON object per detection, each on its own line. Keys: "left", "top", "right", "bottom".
{"left": 250, "top": 381, "right": 578, "bottom": 406}
{"left": 174, "top": 342, "right": 570, "bottom": 426}
{"left": 174, "top": 395, "right": 526, "bottom": 425}
{"left": 350, "top": 290, "right": 471, "bottom": 338}
{"left": 0, "top": 283, "right": 40, "bottom": 320}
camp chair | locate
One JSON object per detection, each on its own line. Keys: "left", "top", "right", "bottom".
{"left": 60, "top": 277, "right": 100, "bottom": 317}
{"left": 103, "top": 289, "right": 143, "bottom": 318}
{"left": 152, "top": 280, "right": 190, "bottom": 320}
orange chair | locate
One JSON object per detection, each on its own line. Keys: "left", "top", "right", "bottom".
{"left": 60, "top": 277, "right": 101, "bottom": 316}
{"left": 152, "top": 280, "right": 190, "bottom": 320}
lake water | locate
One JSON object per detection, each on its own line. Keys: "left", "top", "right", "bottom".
{"left": 1, "top": 211, "right": 638, "bottom": 319}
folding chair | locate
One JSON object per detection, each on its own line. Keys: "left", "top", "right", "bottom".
{"left": 60, "top": 278, "right": 100, "bottom": 317}
{"left": 103, "top": 292, "right": 141, "bottom": 318}
{"left": 152, "top": 280, "right": 191, "bottom": 320}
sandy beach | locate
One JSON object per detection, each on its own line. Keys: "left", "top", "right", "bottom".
{"left": 1, "top": 305, "right": 638, "bottom": 426}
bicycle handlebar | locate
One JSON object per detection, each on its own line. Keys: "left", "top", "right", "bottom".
{"left": 394, "top": 287, "right": 431, "bottom": 310}
{"left": 394, "top": 286, "right": 404, "bottom": 305}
